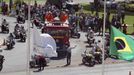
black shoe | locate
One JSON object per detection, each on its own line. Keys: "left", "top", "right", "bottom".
{"left": 38, "top": 68, "right": 41, "bottom": 71}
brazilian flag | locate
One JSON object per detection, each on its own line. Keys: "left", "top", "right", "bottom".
{"left": 110, "top": 26, "right": 134, "bottom": 61}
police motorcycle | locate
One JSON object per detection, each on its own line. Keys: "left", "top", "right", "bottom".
{"left": 17, "top": 14, "right": 25, "bottom": 24}
{"left": 1, "top": 19, "right": 9, "bottom": 33}
{"left": 81, "top": 49, "right": 95, "bottom": 66}
{"left": 32, "top": 18, "right": 43, "bottom": 29}
{"left": 13, "top": 25, "right": 21, "bottom": 39}
{"left": 87, "top": 30, "right": 95, "bottom": 47}
{"left": 20, "top": 31, "right": 26, "bottom": 42}
{"left": 30, "top": 52, "right": 50, "bottom": 68}
{"left": 0, "top": 54, "right": 4, "bottom": 71}
{"left": 6, "top": 33, "right": 15, "bottom": 49}
{"left": 85, "top": 27, "right": 95, "bottom": 46}
{"left": 92, "top": 42, "right": 102, "bottom": 64}
{"left": 94, "top": 51, "right": 102, "bottom": 64}
{"left": 19, "top": 26, "right": 26, "bottom": 42}
{"left": 70, "top": 23, "right": 80, "bottom": 38}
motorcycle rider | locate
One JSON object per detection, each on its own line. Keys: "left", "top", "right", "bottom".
{"left": 87, "top": 27, "right": 94, "bottom": 39}
{"left": 93, "top": 41, "right": 102, "bottom": 53}
{"left": 87, "top": 27, "right": 92, "bottom": 34}
{"left": 17, "top": 13, "right": 25, "bottom": 23}
{"left": 20, "top": 26, "right": 26, "bottom": 38}
{"left": 7, "top": 33, "right": 15, "bottom": 45}
{"left": 14, "top": 24, "right": 21, "bottom": 39}
{"left": 20, "top": 26, "right": 26, "bottom": 33}
{"left": 81, "top": 49, "right": 95, "bottom": 66}
{"left": 1, "top": 19, "right": 7, "bottom": 25}
{"left": 14, "top": 24, "right": 20, "bottom": 31}
{"left": 92, "top": 41, "right": 102, "bottom": 64}
{"left": 87, "top": 27, "right": 95, "bottom": 46}
{"left": 6, "top": 33, "right": 15, "bottom": 49}
{"left": 20, "top": 26, "right": 26, "bottom": 41}
{"left": 1, "top": 19, "right": 8, "bottom": 32}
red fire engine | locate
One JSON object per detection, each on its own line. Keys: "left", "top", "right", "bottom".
{"left": 42, "top": 11, "right": 70, "bottom": 57}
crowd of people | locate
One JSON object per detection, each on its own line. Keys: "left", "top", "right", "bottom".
{"left": 0, "top": 0, "right": 128, "bottom": 34}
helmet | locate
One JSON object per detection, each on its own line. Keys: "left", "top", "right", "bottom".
{"left": 90, "top": 30, "right": 93, "bottom": 33}
{"left": 88, "top": 27, "right": 91, "bottom": 30}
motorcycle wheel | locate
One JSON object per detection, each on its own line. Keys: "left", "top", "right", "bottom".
{"left": 7, "top": 45, "right": 10, "bottom": 49}
{"left": 89, "top": 61, "right": 95, "bottom": 67}
{"left": 24, "top": 38, "right": 26, "bottom": 42}
{"left": 98, "top": 59, "right": 102, "bottom": 64}
{"left": 82, "top": 58, "right": 86, "bottom": 64}
{"left": 0, "top": 65, "right": 3, "bottom": 71}
{"left": 7, "top": 44, "right": 12, "bottom": 49}
{"left": 30, "top": 61, "right": 35, "bottom": 68}
{"left": 77, "top": 34, "right": 80, "bottom": 39}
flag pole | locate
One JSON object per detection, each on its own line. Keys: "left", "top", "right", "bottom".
{"left": 26, "top": 0, "right": 31, "bottom": 75}
{"left": 102, "top": 0, "right": 106, "bottom": 75}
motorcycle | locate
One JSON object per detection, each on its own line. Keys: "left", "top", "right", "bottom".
{"left": 6, "top": 38, "right": 15, "bottom": 49}
{"left": 17, "top": 15, "right": 25, "bottom": 24}
{"left": 14, "top": 28, "right": 21, "bottom": 39}
{"left": 81, "top": 49, "right": 95, "bottom": 66}
{"left": 87, "top": 36, "right": 95, "bottom": 47}
{"left": 0, "top": 55, "right": 4, "bottom": 71}
{"left": 30, "top": 54, "right": 50, "bottom": 68}
{"left": 33, "top": 19, "right": 43, "bottom": 29}
{"left": 1, "top": 24, "right": 9, "bottom": 33}
{"left": 20, "top": 32, "right": 26, "bottom": 42}
{"left": 70, "top": 27, "right": 80, "bottom": 39}
{"left": 104, "top": 47, "right": 109, "bottom": 60}
{"left": 94, "top": 51, "right": 102, "bottom": 64}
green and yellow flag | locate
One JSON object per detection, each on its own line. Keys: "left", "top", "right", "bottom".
{"left": 110, "top": 26, "right": 134, "bottom": 61}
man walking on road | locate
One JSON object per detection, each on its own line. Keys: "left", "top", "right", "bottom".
{"left": 66, "top": 45, "right": 77, "bottom": 66}
{"left": 38, "top": 55, "right": 46, "bottom": 71}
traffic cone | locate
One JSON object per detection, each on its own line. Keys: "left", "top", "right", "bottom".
{"left": 129, "top": 71, "right": 131, "bottom": 75}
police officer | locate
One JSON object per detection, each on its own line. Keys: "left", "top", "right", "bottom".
{"left": 14, "top": 24, "right": 20, "bottom": 31}
{"left": 66, "top": 45, "right": 77, "bottom": 65}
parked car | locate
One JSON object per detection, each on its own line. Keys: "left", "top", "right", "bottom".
{"left": 99, "top": 0, "right": 118, "bottom": 8}
{"left": 66, "top": 1, "right": 79, "bottom": 11}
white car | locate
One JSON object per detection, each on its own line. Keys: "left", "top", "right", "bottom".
{"left": 99, "top": 0, "right": 118, "bottom": 8}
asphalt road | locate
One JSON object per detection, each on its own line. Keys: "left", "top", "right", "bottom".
{"left": 1, "top": 61, "right": 134, "bottom": 75}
